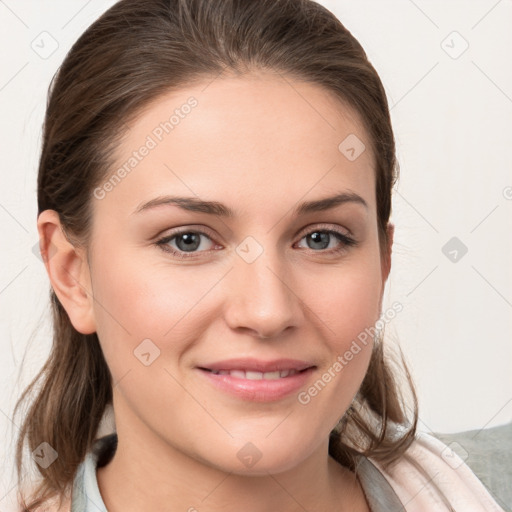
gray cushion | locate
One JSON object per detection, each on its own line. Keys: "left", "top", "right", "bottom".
{"left": 432, "top": 422, "right": 512, "bottom": 511}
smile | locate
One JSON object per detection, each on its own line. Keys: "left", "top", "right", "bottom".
{"left": 205, "top": 368, "right": 302, "bottom": 379}
{"left": 197, "top": 364, "right": 315, "bottom": 402}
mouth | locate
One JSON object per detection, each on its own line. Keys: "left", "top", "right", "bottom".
{"left": 196, "top": 358, "right": 316, "bottom": 402}
{"left": 199, "top": 368, "right": 310, "bottom": 379}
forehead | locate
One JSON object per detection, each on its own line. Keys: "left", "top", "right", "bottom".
{"left": 97, "top": 70, "right": 375, "bottom": 218}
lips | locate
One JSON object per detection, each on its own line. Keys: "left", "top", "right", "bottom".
{"left": 196, "top": 358, "right": 316, "bottom": 401}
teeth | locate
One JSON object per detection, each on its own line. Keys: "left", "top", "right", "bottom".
{"left": 262, "top": 371, "right": 281, "bottom": 379}
{"left": 245, "top": 371, "right": 263, "bottom": 380}
{"left": 210, "top": 369, "right": 299, "bottom": 379}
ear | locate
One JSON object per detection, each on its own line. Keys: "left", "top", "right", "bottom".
{"left": 37, "top": 210, "right": 96, "bottom": 334}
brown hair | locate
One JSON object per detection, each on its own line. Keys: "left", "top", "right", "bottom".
{"left": 13, "top": 0, "right": 418, "bottom": 509}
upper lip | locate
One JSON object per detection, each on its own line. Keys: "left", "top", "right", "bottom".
{"left": 198, "top": 358, "right": 315, "bottom": 373}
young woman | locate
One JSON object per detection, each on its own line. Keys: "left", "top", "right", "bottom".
{"left": 13, "top": 0, "right": 505, "bottom": 511}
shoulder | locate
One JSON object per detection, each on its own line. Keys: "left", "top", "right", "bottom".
{"left": 370, "top": 431, "right": 506, "bottom": 512}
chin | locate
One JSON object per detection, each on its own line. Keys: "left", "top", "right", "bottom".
{"left": 196, "top": 436, "right": 319, "bottom": 477}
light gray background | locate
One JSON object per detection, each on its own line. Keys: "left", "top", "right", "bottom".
{"left": 1, "top": 0, "right": 511, "bottom": 507}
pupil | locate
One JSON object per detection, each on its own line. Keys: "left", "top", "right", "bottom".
{"left": 177, "top": 233, "right": 200, "bottom": 251}
{"left": 309, "top": 232, "right": 329, "bottom": 250}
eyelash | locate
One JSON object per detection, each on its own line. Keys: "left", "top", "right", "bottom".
{"left": 155, "top": 224, "right": 358, "bottom": 260}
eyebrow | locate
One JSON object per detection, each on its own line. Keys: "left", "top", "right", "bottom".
{"left": 133, "top": 191, "right": 368, "bottom": 217}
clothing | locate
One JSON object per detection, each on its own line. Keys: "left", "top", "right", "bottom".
{"left": 35, "top": 431, "right": 507, "bottom": 511}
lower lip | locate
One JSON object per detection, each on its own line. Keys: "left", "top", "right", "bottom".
{"left": 197, "top": 368, "right": 315, "bottom": 402}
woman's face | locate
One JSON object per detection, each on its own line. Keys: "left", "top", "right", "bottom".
{"left": 85, "top": 70, "right": 390, "bottom": 474}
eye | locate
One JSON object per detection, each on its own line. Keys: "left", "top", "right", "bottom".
{"left": 155, "top": 229, "right": 218, "bottom": 259}
{"left": 295, "top": 226, "right": 357, "bottom": 255}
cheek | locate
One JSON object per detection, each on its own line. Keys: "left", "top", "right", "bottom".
{"left": 305, "top": 255, "right": 382, "bottom": 394}
{"left": 296, "top": 274, "right": 379, "bottom": 429}
{"left": 310, "top": 257, "right": 383, "bottom": 349}
{"left": 89, "top": 246, "right": 226, "bottom": 371}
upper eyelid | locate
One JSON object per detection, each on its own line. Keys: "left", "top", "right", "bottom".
{"left": 157, "top": 225, "right": 217, "bottom": 243}
{"left": 296, "top": 222, "right": 352, "bottom": 238}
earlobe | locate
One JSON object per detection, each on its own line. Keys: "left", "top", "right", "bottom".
{"left": 37, "top": 210, "right": 96, "bottom": 335}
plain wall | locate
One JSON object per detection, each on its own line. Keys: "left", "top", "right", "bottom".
{"left": 1, "top": 0, "right": 511, "bottom": 506}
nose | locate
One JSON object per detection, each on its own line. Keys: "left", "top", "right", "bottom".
{"left": 223, "top": 245, "right": 304, "bottom": 339}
